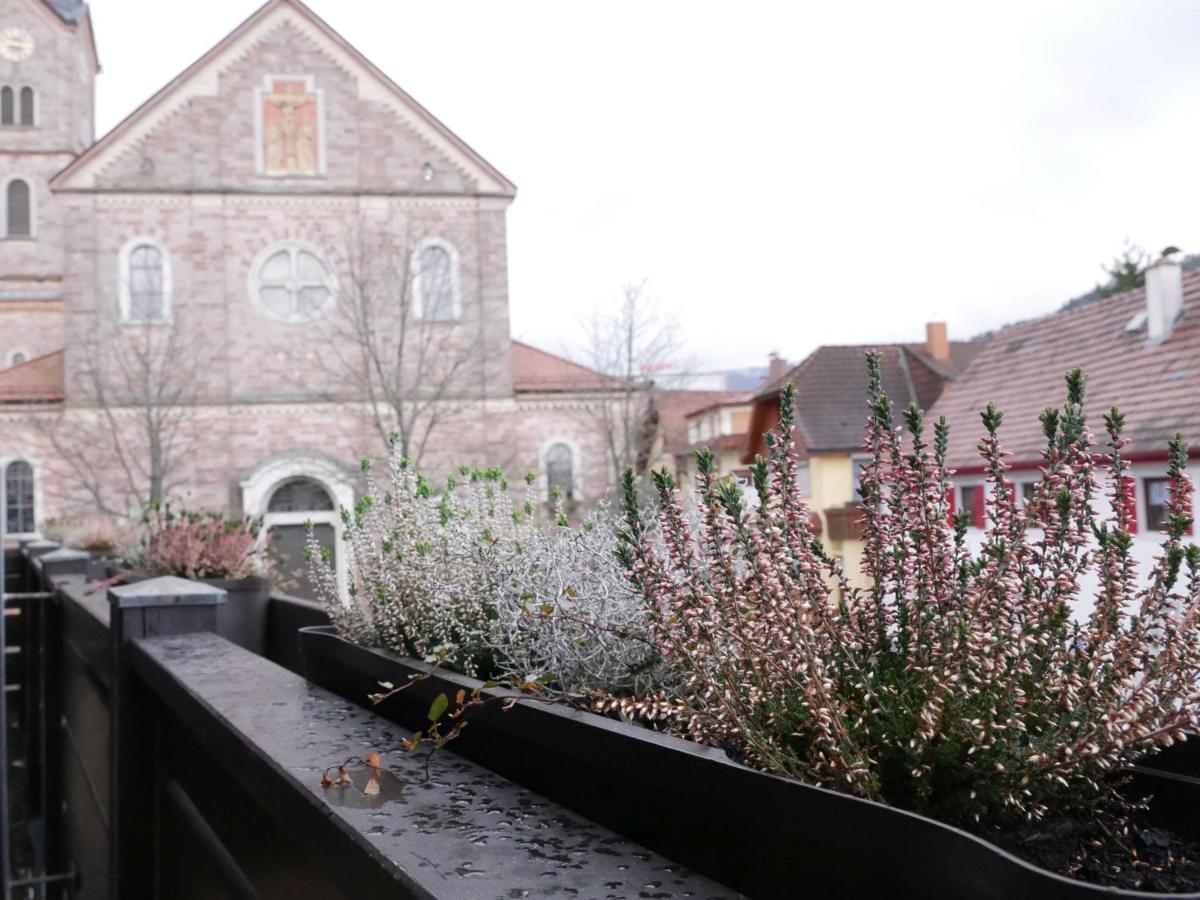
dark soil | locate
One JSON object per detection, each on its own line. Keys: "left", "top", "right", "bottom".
{"left": 976, "top": 809, "right": 1200, "bottom": 893}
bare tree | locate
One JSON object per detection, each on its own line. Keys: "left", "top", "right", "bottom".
{"left": 320, "top": 219, "right": 484, "bottom": 466}
{"left": 33, "top": 299, "right": 201, "bottom": 519}
{"left": 578, "top": 281, "right": 680, "bottom": 486}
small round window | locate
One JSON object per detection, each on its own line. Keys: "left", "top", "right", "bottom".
{"left": 250, "top": 241, "right": 337, "bottom": 323}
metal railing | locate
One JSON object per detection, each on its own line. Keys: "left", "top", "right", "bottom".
{"left": 2, "top": 547, "right": 74, "bottom": 900}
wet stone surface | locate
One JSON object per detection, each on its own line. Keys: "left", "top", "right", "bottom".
{"left": 137, "top": 632, "right": 741, "bottom": 899}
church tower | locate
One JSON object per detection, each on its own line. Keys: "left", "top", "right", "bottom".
{"left": 0, "top": 0, "right": 97, "bottom": 369}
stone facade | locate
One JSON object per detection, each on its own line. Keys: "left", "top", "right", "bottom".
{"left": 0, "top": 0, "right": 622, "bottom": 543}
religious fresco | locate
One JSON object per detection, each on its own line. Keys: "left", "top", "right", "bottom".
{"left": 260, "top": 77, "right": 320, "bottom": 176}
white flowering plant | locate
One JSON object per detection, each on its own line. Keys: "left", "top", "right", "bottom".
{"left": 306, "top": 443, "right": 664, "bottom": 694}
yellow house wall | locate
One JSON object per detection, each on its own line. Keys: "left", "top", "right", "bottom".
{"left": 809, "top": 452, "right": 868, "bottom": 588}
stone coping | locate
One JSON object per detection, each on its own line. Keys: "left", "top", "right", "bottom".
{"left": 133, "top": 632, "right": 739, "bottom": 899}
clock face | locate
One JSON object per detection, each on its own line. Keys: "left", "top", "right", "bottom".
{"left": 0, "top": 28, "right": 34, "bottom": 63}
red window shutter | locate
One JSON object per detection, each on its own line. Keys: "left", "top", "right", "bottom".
{"left": 1004, "top": 480, "right": 1016, "bottom": 504}
{"left": 1121, "top": 476, "right": 1137, "bottom": 534}
{"left": 973, "top": 484, "right": 986, "bottom": 528}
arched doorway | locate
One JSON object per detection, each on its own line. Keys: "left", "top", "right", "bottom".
{"left": 266, "top": 478, "right": 336, "bottom": 601}
{"left": 239, "top": 453, "right": 354, "bottom": 602}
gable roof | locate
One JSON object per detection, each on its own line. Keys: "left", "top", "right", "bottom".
{"left": 511, "top": 340, "right": 619, "bottom": 393}
{"left": 0, "top": 350, "right": 64, "bottom": 403}
{"left": 753, "top": 340, "right": 983, "bottom": 454}
{"left": 930, "top": 270, "right": 1200, "bottom": 471}
{"left": 51, "top": 0, "right": 514, "bottom": 195}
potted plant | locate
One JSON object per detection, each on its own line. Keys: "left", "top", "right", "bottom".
{"left": 131, "top": 503, "right": 273, "bottom": 653}
{"left": 301, "top": 361, "right": 1200, "bottom": 897}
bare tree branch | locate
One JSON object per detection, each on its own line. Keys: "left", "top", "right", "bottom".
{"left": 576, "top": 281, "right": 681, "bottom": 486}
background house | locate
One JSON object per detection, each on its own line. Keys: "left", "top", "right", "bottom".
{"left": 928, "top": 248, "right": 1200, "bottom": 617}
{"left": 743, "top": 323, "right": 983, "bottom": 584}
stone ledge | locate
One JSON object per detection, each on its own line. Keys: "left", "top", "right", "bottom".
{"left": 132, "top": 632, "right": 738, "bottom": 899}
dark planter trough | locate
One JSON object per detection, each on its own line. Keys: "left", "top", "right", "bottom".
{"left": 205, "top": 576, "right": 271, "bottom": 654}
{"left": 300, "top": 625, "right": 1200, "bottom": 900}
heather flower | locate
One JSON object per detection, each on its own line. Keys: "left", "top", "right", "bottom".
{"left": 135, "top": 502, "right": 267, "bottom": 580}
{"left": 615, "top": 355, "right": 1200, "bottom": 825}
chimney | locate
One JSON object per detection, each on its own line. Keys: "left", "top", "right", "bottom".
{"left": 925, "top": 322, "right": 950, "bottom": 362}
{"left": 1145, "top": 246, "right": 1183, "bottom": 344}
{"left": 767, "top": 352, "right": 788, "bottom": 382}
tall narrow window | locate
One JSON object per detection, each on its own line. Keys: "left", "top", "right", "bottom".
{"left": 1144, "top": 477, "right": 1171, "bottom": 532}
{"left": 127, "top": 244, "right": 165, "bottom": 321}
{"left": 0, "top": 87, "right": 12, "bottom": 126}
{"left": 18, "top": 87, "right": 33, "bottom": 126}
{"left": 545, "top": 442, "right": 575, "bottom": 501}
{"left": 415, "top": 243, "right": 457, "bottom": 321}
{"left": 5, "top": 460, "right": 34, "bottom": 534}
{"left": 6, "top": 179, "right": 31, "bottom": 237}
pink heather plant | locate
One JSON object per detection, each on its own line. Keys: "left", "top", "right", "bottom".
{"left": 614, "top": 354, "right": 1200, "bottom": 825}
{"left": 138, "top": 503, "right": 266, "bottom": 580}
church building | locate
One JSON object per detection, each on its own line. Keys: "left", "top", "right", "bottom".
{"left": 0, "top": 0, "right": 626, "bottom": 588}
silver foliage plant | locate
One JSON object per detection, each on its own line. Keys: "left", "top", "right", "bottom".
{"left": 305, "top": 442, "right": 663, "bottom": 694}
{"left": 488, "top": 507, "right": 664, "bottom": 697}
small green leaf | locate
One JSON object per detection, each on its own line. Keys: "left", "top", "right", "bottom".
{"left": 428, "top": 693, "right": 449, "bottom": 722}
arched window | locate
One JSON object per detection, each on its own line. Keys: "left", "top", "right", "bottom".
{"left": 250, "top": 241, "right": 337, "bottom": 323}
{"left": 0, "top": 87, "right": 12, "bottom": 126}
{"left": 545, "top": 442, "right": 575, "bottom": 501}
{"left": 18, "top": 87, "right": 33, "bottom": 126}
{"left": 122, "top": 242, "right": 168, "bottom": 322}
{"left": 268, "top": 478, "right": 335, "bottom": 513}
{"left": 265, "top": 478, "right": 337, "bottom": 600}
{"left": 5, "top": 460, "right": 35, "bottom": 535}
{"left": 5, "top": 179, "right": 31, "bottom": 237}
{"left": 413, "top": 241, "right": 459, "bottom": 321}
{"left": 9, "top": 351, "right": 26, "bottom": 367}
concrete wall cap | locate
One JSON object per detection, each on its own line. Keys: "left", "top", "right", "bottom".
{"left": 108, "top": 576, "right": 228, "bottom": 609}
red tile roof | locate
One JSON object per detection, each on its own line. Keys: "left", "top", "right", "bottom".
{"left": 0, "top": 350, "right": 64, "bottom": 403}
{"left": 511, "top": 340, "right": 619, "bottom": 393}
{"left": 754, "top": 341, "right": 984, "bottom": 453}
{"left": 929, "top": 271, "right": 1200, "bottom": 471}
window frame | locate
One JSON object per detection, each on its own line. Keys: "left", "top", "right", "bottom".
{"left": 956, "top": 482, "right": 987, "bottom": 529}
{"left": 118, "top": 237, "right": 173, "bottom": 324}
{"left": 3, "top": 177, "right": 34, "bottom": 239}
{"left": 411, "top": 237, "right": 462, "bottom": 322}
{"left": 17, "top": 86, "right": 33, "bottom": 127}
{"left": 1142, "top": 475, "right": 1172, "bottom": 534}
{"left": 0, "top": 86, "right": 12, "bottom": 126}
{"left": 2, "top": 458, "right": 38, "bottom": 538}
{"left": 539, "top": 438, "right": 582, "bottom": 503}
{"left": 248, "top": 239, "right": 338, "bottom": 324}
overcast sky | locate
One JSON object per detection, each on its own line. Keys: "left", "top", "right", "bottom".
{"left": 88, "top": 0, "right": 1200, "bottom": 371}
